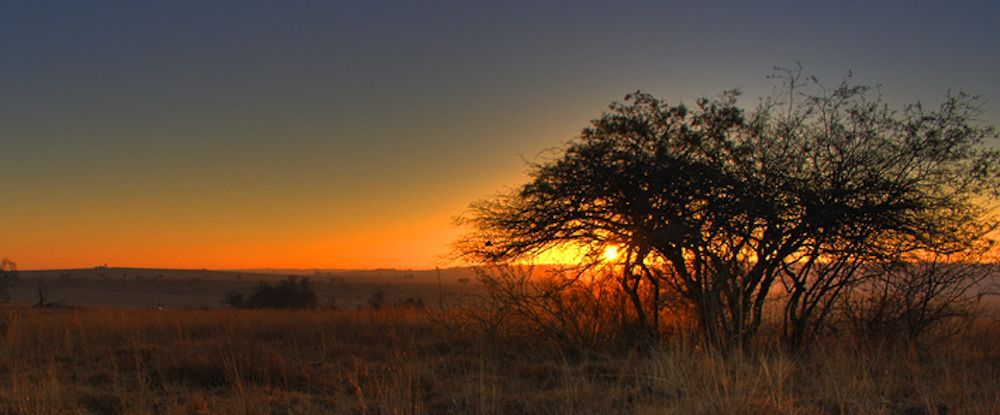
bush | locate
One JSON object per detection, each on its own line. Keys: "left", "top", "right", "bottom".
{"left": 840, "top": 248, "right": 998, "bottom": 346}
{"left": 469, "top": 264, "right": 679, "bottom": 354}
{"left": 223, "top": 277, "right": 317, "bottom": 309}
{"left": 221, "top": 290, "right": 246, "bottom": 308}
{"left": 367, "top": 288, "right": 385, "bottom": 309}
{"left": 0, "top": 258, "right": 17, "bottom": 303}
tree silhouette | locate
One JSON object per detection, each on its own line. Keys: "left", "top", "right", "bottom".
{"left": 0, "top": 258, "right": 16, "bottom": 303}
{"left": 459, "top": 69, "right": 999, "bottom": 352}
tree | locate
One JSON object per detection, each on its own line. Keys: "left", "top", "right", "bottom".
{"left": 458, "top": 69, "right": 999, "bottom": 352}
{"left": 0, "top": 258, "right": 16, "bottom": 303}
{"left": 765, "top": 71, "right": 999, "bottom": 348}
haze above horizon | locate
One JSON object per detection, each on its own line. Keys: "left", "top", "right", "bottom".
{"left": 3, "top": 1, "right": 998, "bottom": 270}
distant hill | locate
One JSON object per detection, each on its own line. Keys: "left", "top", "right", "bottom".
{"left": 230, "top": 266, "right": 481, "bottom": 284}
{"left": 15, "top": 264, "right": 992, "bottom": 311}
{"left": 11, "top": 266, "right": 482, "bottom": 309}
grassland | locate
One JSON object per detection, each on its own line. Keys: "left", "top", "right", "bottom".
{"left": 0, "top": 304, "right": 997, "bottom": 414}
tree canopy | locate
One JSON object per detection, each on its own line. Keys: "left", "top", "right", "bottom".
{"left": 458, "top": 70, "right": 999, "bottom": 351}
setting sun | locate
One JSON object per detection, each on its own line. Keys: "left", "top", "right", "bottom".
{"left": 602, "top": 246, "right": 621, "bottom": 262}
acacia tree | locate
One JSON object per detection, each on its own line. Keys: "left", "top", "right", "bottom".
{"left": 769, "top": 74, "right": 999, "bottom": 348}
{"left": 458, "top": 71, "right": 999, "bottom": 352}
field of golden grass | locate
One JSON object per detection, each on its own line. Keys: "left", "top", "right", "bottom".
{"left": 0, "top": 306, "right": 996, "bottom": 414}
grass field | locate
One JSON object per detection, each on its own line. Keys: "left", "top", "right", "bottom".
{"left": 0, "top": 305, "right": 997, "bottom": 414}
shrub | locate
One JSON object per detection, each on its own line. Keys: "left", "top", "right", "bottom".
{"left": 223, "top": 277, "right": 318, "bottom": 309}
{"left": 840, "top": 248, "right": 998, "bottom": 346}
{"left": 367, "top": 288, "right": 385, "bottom": 309}
{"left": 221, "top": 290, "right": 246, "bottom": 308}
{"left": 0, "top": 258, "right": 17, "bottom": 303}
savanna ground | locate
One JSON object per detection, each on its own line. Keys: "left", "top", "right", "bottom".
{"left": 0, "top": 294, "right": 997, "bottom": 414}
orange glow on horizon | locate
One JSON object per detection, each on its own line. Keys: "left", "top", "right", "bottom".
{"left": 6, "top": 211, "right": 465, "bottom": 271}
{"left": 1, "top": 135, "right": 543, "bottom": 272}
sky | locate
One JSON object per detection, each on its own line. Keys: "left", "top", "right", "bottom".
{"left": 2, "top": 1, "right": 999, "bottom": 270}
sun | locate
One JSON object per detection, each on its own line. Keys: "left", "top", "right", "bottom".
{"left": 602, "top": 245, "right": 621, "bottom": 262}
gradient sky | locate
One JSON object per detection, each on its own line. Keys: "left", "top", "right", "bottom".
{"left": 2, "top": 1, "right": 999, "bottom": 270}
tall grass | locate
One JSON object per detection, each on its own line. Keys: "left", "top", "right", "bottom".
{"left": 0, "top": 306, "right": 996, "bottom": 414}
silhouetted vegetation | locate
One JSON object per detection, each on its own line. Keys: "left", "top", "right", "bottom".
{"left": 222, "top": 277, "right": 318, "bottom": 309}
{"left": 367, "top": 288, "right": 386, "bottom": 309}
{"left": 394, "top": 296, "right": 425, "bottom": 309}
{"left": 0, "top": 258, "right": 16, "bottom": 303}
{"left": 33, "top": 279, "right": 51, "bottom": 308}
{"left": 466, "top": 264, "right": 656, "bottom": 355}
{"left": 221, "top": 290, "right": 247, "bottom": 308}
{"left": 840, "top": 245, "right": 998, "bottom": 346}
{"left": 459, "top": 68, "right": 999, "bottom": 352}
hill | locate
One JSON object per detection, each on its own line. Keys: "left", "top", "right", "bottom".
{"left": 11, "top": 267, "right": 481, "bottom": 309}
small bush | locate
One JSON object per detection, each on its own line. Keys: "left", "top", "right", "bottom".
{"left": 0, "top": 258, "right": 17, "bottom": 302}
{"left": 367, "top": 288, "right": 385, "bottom": 309}
{"left": 221, "top": 290, "right": 246, "bottom": 308}
{"left": 223, "top": 277, "right": 317, "bottom": 309}
{"left": 840, "top": 249, "right": 998, "bottom": 346}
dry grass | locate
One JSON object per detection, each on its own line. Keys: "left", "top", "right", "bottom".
{"left": 0, "top": 306, "right": 996, "bottom": 414}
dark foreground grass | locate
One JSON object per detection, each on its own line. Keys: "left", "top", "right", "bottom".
{"left": 0, "top": 307, "right": 996, "bottom": 414}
